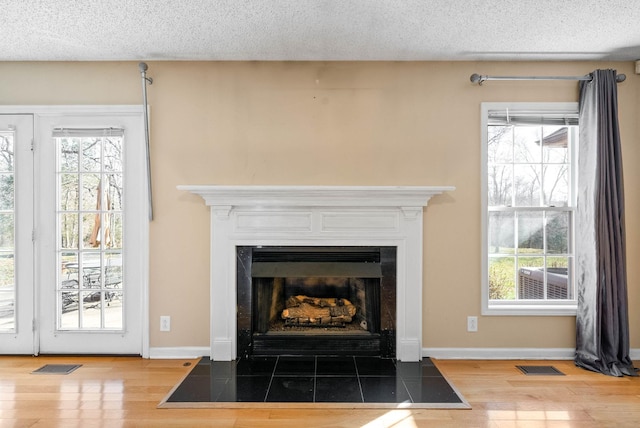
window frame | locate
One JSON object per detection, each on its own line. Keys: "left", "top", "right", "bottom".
{"left": 481, "top": 102, "right": 578, "bottom": 316}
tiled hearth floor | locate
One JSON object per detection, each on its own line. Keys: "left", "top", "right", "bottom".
{"left": 162, "top": 356, "right": 468, "bottom": 408}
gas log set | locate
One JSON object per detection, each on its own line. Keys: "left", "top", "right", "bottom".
{"left": 281, "top": 295, "right": 357, "bottom": 327}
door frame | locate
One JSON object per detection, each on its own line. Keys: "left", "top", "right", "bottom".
{"left": 0, "top": 105, "right": 150, "bottom": 357}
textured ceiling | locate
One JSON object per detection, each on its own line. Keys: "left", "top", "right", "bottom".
{"left": 2, "top": 0, "right": 640, "bottom": 61}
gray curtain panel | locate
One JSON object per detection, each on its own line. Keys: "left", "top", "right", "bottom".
{"left": 575, "top": 69, "right": 637, "bottom": 377}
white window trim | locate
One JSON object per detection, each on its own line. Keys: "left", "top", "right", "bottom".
{"left": 481, "top": 102, "right": 578, "bottom": 316}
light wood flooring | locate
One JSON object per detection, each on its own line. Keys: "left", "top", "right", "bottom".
{"left": 1, "top": 355, "right": 639, "bottom": 427}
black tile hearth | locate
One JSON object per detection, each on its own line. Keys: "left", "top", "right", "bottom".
{"left": 403, "top": 376, "right": 463, "bottom": 403}
{"left": 315, "top": 376, "right": 362, "bottom": 402}
{"left": 274, "top": 356, "right": 316, "bottom": 376}
{"left": 267, "top": 376, "right": 315, "bottom": 402}
{"left": 220, "top": 376, "right": 272, "bottom": 402}
{"left": 316, "top": 356, "right": 357, "bottom": 376}
{"left": 235, "top": 356, "right": 276, "bottom": 376}
{"left": 354, "top": 356, "right": 397, "bottom": 376}
{"left": 163, "top": 356, "right": 469, "bottom": 408}
{"left": 359, "top": 376, "right": 412, "bottom": 403}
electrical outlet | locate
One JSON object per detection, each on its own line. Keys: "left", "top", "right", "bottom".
{"left": 160, "top": 315, "right": 171, "bottom": 332}
{"left": 467, "top": 316, "right": 478, "bottom": 332}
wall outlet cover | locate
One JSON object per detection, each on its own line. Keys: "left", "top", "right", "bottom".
{"left": 160, "top": 316, "right": 171, "bottom": 332}
{"left": 467, "top": 316, "right": 478, "bottom": 332}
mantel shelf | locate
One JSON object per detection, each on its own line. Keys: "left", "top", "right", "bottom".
{"left": 177, "top": 185, "right": 455, "bottom": 208}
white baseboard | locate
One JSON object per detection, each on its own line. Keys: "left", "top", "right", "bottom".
{"left": 423, "top": 347, "right": 575, "bottom": 360}
{"left": 148, "top": 347, "right": 210, "bottom": 359}
{"left": 146, "top": 346, "right": 640, "bottom": 361}
{"left": 424, "top": 347, "right": 640, "bottom": 360}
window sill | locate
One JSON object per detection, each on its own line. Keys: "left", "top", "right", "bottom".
{"left": 483, "top": 302, "right": 577, "bottom": 316}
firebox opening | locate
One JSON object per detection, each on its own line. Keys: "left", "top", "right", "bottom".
{"left": 253, "top": 276, "right": 380, "bottom": 335}
{"left": 237, "top": 246, "right": 397, "bottom": 358}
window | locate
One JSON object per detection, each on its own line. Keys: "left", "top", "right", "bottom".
{"left": 55, "top": 128, "right": 124, "bottom": 330}
{"left": 0, "top": 127, "right": 15, "bottom": 331}
{"left": 482, "top": 103, "right": 578, "bottom": 315}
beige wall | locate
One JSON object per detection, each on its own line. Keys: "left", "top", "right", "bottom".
{"left": 1, "top": 60, "right": 638, "bottom": 351}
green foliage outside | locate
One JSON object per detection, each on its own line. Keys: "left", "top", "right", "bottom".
{"left": 489, "top": 257, "right": 516, "bottom": 300}
{"left": 489, "top": 250, "right": 569, "bottom": 300}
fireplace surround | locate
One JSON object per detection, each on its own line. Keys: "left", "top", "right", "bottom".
{"left": 178, "top": 185, "right": 454, "bottom": 361}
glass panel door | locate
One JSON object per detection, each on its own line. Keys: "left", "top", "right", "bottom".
{"left": 0, "top": 115, "right": 34, "bottom": 354}
{"left": 56, "top": 131, "right": 124, "bottom": 331}
{"left": 37, "top": 112, "right": 146, "bottom": 354}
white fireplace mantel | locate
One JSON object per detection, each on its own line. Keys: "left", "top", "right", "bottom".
{"left": 178, "top": 185, "right": 454, "bottom": 361}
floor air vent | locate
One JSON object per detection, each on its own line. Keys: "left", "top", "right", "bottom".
{"left": 31, "top": 364, "right": 82, "bottom": 375}
{"left": 516, "top": 365, "right": 564, "bottom": 376}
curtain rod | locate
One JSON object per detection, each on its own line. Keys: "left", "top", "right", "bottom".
{"left": 470, "top": 73, "right": 626, "bottom": 85}
{"left": 139, "top": 62, "right": 154, "bottom": 221}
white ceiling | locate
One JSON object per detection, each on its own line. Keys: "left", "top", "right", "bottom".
{"left": 2, "top": 0, "right": 640, "bottom": 62}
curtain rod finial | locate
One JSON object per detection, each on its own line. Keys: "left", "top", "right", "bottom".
{"left": 470, "top": 73, "right": 485, "bottom": 85}
{"left": 138, "top": 62, "right": 153, "bottom": 84}
{"left": 616, "top": 73, "right": 626, "bottom": 82}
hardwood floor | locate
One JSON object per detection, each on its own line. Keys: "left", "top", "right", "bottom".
{"left": 1, "top": 356, "right": 639, "bottom": 427}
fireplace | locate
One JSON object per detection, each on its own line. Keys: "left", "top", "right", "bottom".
{"left": 177, "top": 185, "right": 454, "bottom": 361}
{"left": 237, "top": 246, "right": 396, "bottom": 357}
